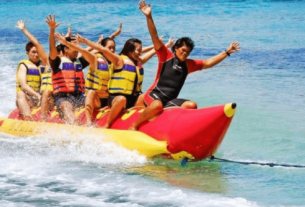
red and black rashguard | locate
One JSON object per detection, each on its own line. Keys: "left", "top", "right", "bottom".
{"left": 144, "top": 44, "right": 203, "bottom": 107}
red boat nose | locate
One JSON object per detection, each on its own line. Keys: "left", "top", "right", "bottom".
{"left": 167, "top": 103, "right": 236, "bottom": 159}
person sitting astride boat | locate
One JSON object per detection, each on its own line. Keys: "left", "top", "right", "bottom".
{"left": 76, "top": 34, "right": 172, "bottom": 128}
{"left": 15, "top": 20, "right": 47, "bottom": 121}
{"left": 40, "top": 24, "right": 74, "bottom": 121}
{"left": 81, "top": 24, "right": 122, "bottom": 126}
{"left": 47, "top": 15, "right": 95, "bottom": 125}
{"left": 129, "top": 0, "right": 240, "bottom": 130}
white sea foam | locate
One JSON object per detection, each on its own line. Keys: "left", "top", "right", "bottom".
{"left": 0, "top": 134, "right": 259, "bottom": 207}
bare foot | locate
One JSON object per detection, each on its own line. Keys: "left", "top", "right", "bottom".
{"left": 128, "top": 125, "right": 137, "bottom": 131}
{"left": 84, "top": 122, "right": 92, "bottom": 127}
{"left": 102, "top": 124, "right": 109, "bottom": 129}
{"left": 41, "top": 115, "right": 47, "bottom": 122}
{"left": 24, "top": 116, "right": 32, "bottom": 121}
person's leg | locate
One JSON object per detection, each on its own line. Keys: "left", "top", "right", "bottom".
{"left": 164, "top": 99, "right": 197, "bottom": 109}
{"left": 181, "top": 100, "right": 197, "bottom": 109}
{"left": 41, "top": 90, "right": 54, "bottom": 121}
{"left": 85, "top": 90, "right": 101, "bottom": 126}
{"left": 103, "top": 95, "right": 126, "bottom": 128}
{"left": 16, "top": 91, "right": 32, "bottom": 121}
{"left": 129, "top": 99, "right": 163, "bottom": 131}
{"left": 134, "top": 93, "right": 145, "bottom": 107}
{"left": 48, "top": 94, "right": 55, "bottom": 111}
{"left": 60, "top": 100, "right": 76, "bottom": 125}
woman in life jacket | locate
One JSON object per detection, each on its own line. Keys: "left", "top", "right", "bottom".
{"left": 15, "top": 20, "right": 54, "bottom": 121}
{"left": 76, "top": 34, "right": 158, "bottom": 128}
{"left": 76, "top": 23, "right": 122, "bottom": 126}
{"left": 75, "top": 29, "right": 174, "bottom": 126}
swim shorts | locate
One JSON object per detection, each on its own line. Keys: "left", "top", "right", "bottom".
{"left": 144, "top": 90, "right": 189, "bottom": 108}
{"left": 107, "top": 93, "right": 140, "bottom": 109}
{"left": 53, "top": 92, "right": 85, "bottom": 109}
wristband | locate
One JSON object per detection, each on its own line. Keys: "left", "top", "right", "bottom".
{"left": 225, "top": 50, "right": 230, "bottom": 57}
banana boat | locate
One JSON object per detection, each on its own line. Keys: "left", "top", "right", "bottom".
{"left": 0, "top": 103, "right": 236, "bottom": 161}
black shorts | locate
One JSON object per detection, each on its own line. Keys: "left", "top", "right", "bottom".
{"left": 145, "top": 91, "right": 189, "bottom": 108}
{"left": 53, "top": 92, "right": 85, "bottom": 109}
{"left": 99, "top": 98, "right": 108, "bottom": 108}
{"left": 108, "top": 93, "right": 139, "bottom": 109}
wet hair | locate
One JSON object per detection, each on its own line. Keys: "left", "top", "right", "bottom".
{"left": 60, "top": 37, "right": 75, "bottom": 54}
{"left": 119, "top": 38, "right": 142, "bottom": 56}
{"left": 171, "top": 37, "right": 195, "bottom": 53}
{"left": 25, "top": 41, "right": 35, "bottom": 52}
{"left": 56, "top": 44, "right": 62, "bottom": 54}
{"left": 101, "top": 37, "right": 115, "bottom": 47}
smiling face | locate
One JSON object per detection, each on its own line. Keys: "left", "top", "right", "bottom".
{"left": 65, "top": 46, "right": 79, "bottom": 60}
{"left": 129, "top": 42, "right": 142, "bottom": 62}
{"left": 26, "top": 46, "right": 40, "bottom": 64}
{"left": 174, "top": 42, "right": 191, "bottom": 62}
{"left": 105, "top": 40, "right": 116, "bottom": 53}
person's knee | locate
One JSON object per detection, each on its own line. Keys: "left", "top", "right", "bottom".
{"left": 183, "top": 101, "right": 197, "bottom": 109}
{"left": 151, "top": 100, "right": 163, "bottom": 113}
{"left": 17, "top": 91, "right": 26, "bottom": 102}
{"left": 113, "top": 96, "right": 127, "bottom": 107}
{"left": 60, "top": 101, "right": 72, "bottom": 112}
{"left": 42, "top": 90, "right": 51, "bottom": 98}
{"left": 135, "top": 93, "right": 145, "bottom": 107}
{"left": 87, "top": 90, "right": 95, "bottom": 99}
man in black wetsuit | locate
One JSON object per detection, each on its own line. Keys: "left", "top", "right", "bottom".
{"left": 129, "top": 0, "right": 240, "bottom": 130}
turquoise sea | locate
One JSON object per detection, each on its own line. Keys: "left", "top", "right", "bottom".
{"left": 1, "top": 0, "right": 305, "bottom": 206}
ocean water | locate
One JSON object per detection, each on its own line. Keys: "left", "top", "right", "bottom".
{"left": 0, "top": 0, "right": 305, "bottom": 206}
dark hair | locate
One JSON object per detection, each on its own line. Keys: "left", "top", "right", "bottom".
{"left": 56, "top": 44, "right": 62, "bottom": 54}
{"left": 171, "top": 37, "right": 194, "bottom": 53}
{"left": 60, "top": 37, "right": 75, "bottom": 54}
{"left": 101, "top": 37, "right": 115, "bottom": 47}
{"left": 119, "top": 38, "right": 142, "bottom": 57}
{"left": 25, "top": 41, "right": 35, "bottom": 52}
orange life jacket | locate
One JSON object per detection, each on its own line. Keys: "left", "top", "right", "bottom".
{"left": 52, "top": 57, "right": 84, "bottom": 94}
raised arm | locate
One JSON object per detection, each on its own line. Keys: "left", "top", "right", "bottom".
{"left": 142, "top": 35, "right": 164, "bottom": 54}
{"left": 202, "top": 42, "right": 240, "bottom": 69}
{"left": 76, "top": 34, "right": 123, "bottom": 68}
{"left": 83, "top": 34, "right": 104, "bottom": 53}
{"left": 139, "top": 49, "right": 156, "bottom": 64}
{"left": 139, "top": 0, "right": 163, "bottom": 51}
{"left": 16, "top": 20, "right": 49, "bottom": 65}
{"left": 109, "top": 23, "right": 122, "bottom": 39}
{"left": 140, "top": 37, "right": 175, "bottom": 64}
{"left": 55, "top": 33, "right": 97, "bottom": 72}
{"left": 46, "top": 15, "right": 60, "bottom": 60}
{"left": 65, "top": 24, "right": 71, "bottom": 37}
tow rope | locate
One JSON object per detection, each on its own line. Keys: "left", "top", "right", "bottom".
{"left": 181, "top": 156, "right": 305, "bottom": 168}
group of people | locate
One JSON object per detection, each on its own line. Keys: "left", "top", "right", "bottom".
{"left": 15, "top": 0, "right": 240, "bottom": 130}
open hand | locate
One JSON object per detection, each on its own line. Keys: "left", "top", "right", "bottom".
{"left": 66, "top": 24, "right": 72, "bottom": 37}
{"left": 35, "top": 94, "right": 42, "bottom": 107}
{"left": 159, "top": 35, "right": 164, "bottom": 41}
{"left": 166, "top": 37, "right": 175, "bottom": 48}
{"left": 226, "top": 42, "right": 240, "bottom": 54}
{"left": 75, "top": 34, "right": 87, "bottom": 44}
{"left": 115, "top": 22, "right": 122, "bottom": 36}
{"left": 16, "top": 20, "right": 26, "bottom": 30}
{"left": 54, "top": 33, "right": 66, "bottom": 45}
{"left": 46, "top": 15, "right": 60, "bottom": 29}
{"left": 97, "top": 34, "right": 104, "bottom": 44}
{"left": 139, "top": 0, "right": 152, "bottom": 16}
